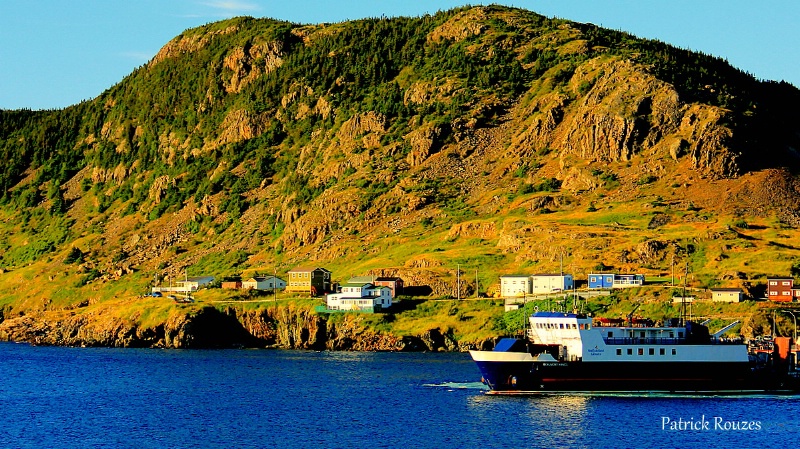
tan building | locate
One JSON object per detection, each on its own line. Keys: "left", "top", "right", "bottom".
{"left": 286, "top": 267, "right": 331, "bottom": 296}
{"left": 243, "top": 276, "right": 286, "bottom": 291}
{"left": 710, "top": 288, "right": 743, "bottom": 303}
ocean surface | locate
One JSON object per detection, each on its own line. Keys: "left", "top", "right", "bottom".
{"left": 1, "top": 342, "right": 798, "bottom": 449}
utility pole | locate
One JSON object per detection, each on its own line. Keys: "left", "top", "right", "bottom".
{"left": 475, "top": 269, "right": 479, "bottom": 299}
{"left": 681, "top": 261, "right": 689, "bottom": 326}
{"left": 671, "top": 254, "right": 675, "bottom": 286}
{"left": 274, "top": 267, "right": 277, "bottom": 302}
{"left": 780, "top": 310, "right": 798, "bottom": 343}
{"left": 456, "top": 263, "right": 461, "bottom": 301}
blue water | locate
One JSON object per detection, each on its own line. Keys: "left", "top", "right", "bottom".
{"left": 1, "top": 343, "right": 798, "bottom": 448}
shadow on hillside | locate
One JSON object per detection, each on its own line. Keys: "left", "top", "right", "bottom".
{"left": 768, "top": 241, "right": 800, "bottom": 250}
{"left": 391, "top": 299, "right": 427, "bottom": 312}
{"left": 402, "top": 286, "right": 433, "bottom": 297}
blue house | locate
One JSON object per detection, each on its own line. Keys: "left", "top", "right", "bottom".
{"left": 588, "top": 273, "right": 645, "bottom": 289}
{"left": 588, "top": 273, "right": 615, "bottom": 289}
{"left": 613, "top": 274, "right": 645, "bottom": 288}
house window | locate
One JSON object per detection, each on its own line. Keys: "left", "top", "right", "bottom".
{"left": 782, "top": 281, "right": 791, "bottom": 286}
{"left": 770, "top": 281, "right": 777, "bottom": 286}
{"left": 770, "top": 291, "right": 777, "bottom": 296}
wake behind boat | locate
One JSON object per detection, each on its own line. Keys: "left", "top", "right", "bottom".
{"left": 470, "top": 311, "right": 800, "bottom": 394}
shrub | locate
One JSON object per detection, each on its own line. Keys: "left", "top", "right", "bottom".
{"left": 64, "top": 247, "right": 84, "bottom": 264}
{"left": 637, "top": 174, "right": 658, "bottom": 185}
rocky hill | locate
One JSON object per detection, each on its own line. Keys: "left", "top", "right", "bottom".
{"left": 1, "top": 5, "right": 800, "bottom": 347}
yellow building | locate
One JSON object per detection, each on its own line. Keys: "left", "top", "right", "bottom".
{"left": 286, "top": 267, "right": 332, "bottom": 296}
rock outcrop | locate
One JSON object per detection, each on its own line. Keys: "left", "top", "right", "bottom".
{"left": 510, "top": 58, "right": 740, "bottom": 178}
{"left": 0, "top": 303, "right": 490, "bottom": 351}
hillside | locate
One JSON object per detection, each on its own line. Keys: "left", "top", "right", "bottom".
{"left": 1, "top": 5, "right": 800, "bottom": 347}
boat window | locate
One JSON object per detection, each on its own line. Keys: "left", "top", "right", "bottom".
{"left": 649, "top": 348, "right": 655, "bottom": 355}
{"left": 608, "top": 332, "right": 613, "bottom": 338}
{"left": 678, "top": 332, "right": 684, "bottom": 338}
{"left": 637, "top": 348, "right": 644, "bottom": 355}
{"left": 672, "top": 349, "right": 677, "bottom": 355}
{"left": 627, "top": 348, "right": 633, "bottom": 355}
{"left": 669, "top": 332, "right": 674, "bottom": 338}
{"left": 660, "top": 348, "right": 665, "bottom": 355}
{"left": 616, "top": 348, "right": 622, "bottom": 356}
{"left": 640, "top": 331, "right": 645, "bottom": 338}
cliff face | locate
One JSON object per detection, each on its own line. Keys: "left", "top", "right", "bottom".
{"left": 511, "top": 58, "right": 738, "bottom": 178}
{"left": 0, "top": 304, "right": 491, "bottom": 351}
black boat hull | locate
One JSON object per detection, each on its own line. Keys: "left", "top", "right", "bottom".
{"left": 474, "top": 360, "right": 799, "bottom": 393}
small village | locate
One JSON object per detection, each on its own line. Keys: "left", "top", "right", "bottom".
{"left": 149, "top": 264, "right": 800, "bottom": 313}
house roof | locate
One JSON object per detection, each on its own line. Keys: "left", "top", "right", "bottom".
{"left": 500, "top": 275, "right": 530, "bottom": 278}
{"left": 289, "top": 267, "right": 331, "bottom": 273}
{"left": 348, "top": 276, "right": 375, "bottom": 283}
{"left": 247, "top": 276, "right": 283, "bottom": 282}
{"left": 341, "top": 282, "right": 373, "bottom": 288}
{"left": 185, "top": 276, "right": 214, "bottom": 283}
{"left": 710, "top": 288, "right": 742, "bottom": 292}
{"left": 531, "top": 273, "right": 572, "bottom": 277}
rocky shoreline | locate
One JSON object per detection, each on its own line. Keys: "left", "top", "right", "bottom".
{"left": 0, "top": 303, "right": 495, "bottom": 351}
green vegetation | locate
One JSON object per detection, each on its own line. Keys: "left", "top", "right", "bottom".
{"left": 0, "top": 5, "right": 799, "bottom": 347}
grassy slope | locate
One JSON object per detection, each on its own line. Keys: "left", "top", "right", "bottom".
{"left": 1, "top": 6, "right": 800, "bottom": 345}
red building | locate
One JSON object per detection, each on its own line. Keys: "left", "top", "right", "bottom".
{"left": 373, "top": 277, "right": 404, "bottom": 298}
{"left": 767, "top": 278, "right": 794, "bottom": 302}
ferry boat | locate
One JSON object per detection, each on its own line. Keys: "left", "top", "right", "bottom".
{"left": 470, "top": 311, "right": 800, "bottom": 394}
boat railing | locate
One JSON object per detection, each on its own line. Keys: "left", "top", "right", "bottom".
{"left": 603, "top": 337, "right": 683, "bottom": 345}
{"left": 602, "top": 337, "right": 741, "bottom": 345}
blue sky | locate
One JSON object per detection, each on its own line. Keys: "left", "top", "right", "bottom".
{"left": 1, "top": 0, "right": 797, "bottom": 110}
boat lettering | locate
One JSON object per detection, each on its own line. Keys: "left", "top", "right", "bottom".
{"left": 587, "top": 347, "right": 604, "bottom": 356}
{"left": 542, "top": 362, "right": 568, "bottom": 367}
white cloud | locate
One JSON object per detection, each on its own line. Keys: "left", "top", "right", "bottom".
{"left": 202, "top": 1, "right": 260, "bottom": 13}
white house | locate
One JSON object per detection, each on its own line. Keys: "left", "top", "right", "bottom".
{"left": 242, "top": 276, "right": 286, "bottom": 291}
{"left": 325, "top": 283, "right": 392, "bottom": 312}
{"left": 153, "top": 276, "right": 215, "bottom": 293}
{"left": 500, "top": 275, "right": 532, "bottom": 298}
{"left": 530, "top": 274, "right": 573, "bottom": 294}
{"left": 710, "top": 288, "right": 743, "bottom": 303}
